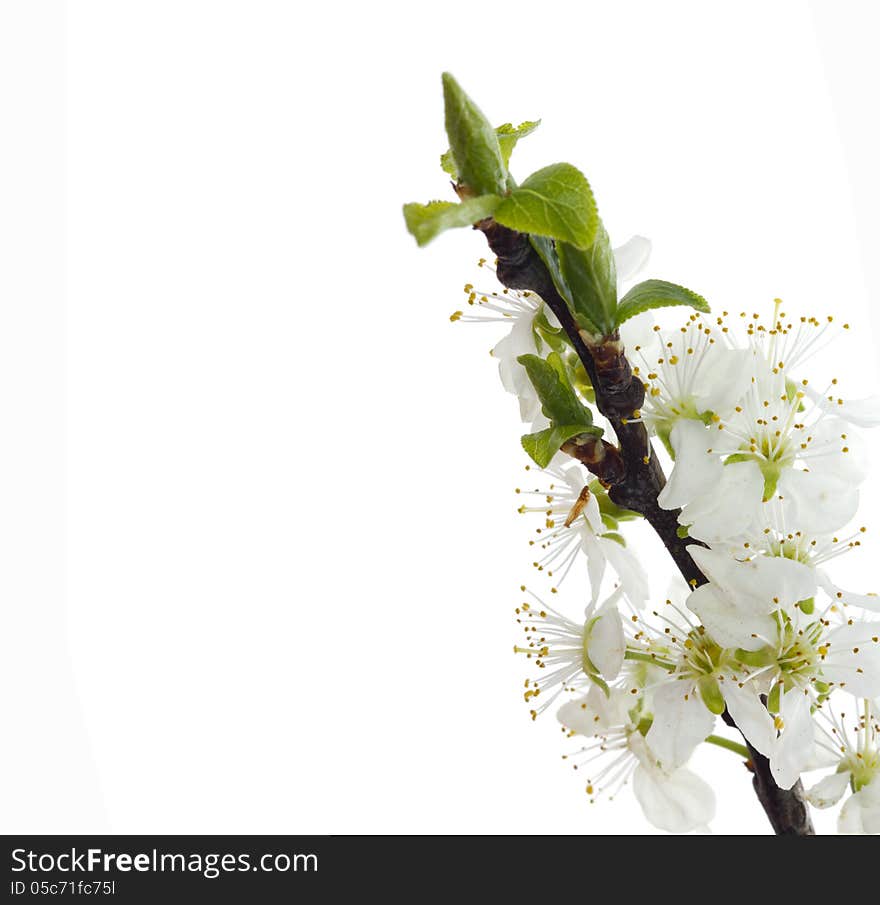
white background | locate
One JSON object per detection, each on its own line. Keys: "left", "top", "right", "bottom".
{"left": 3, "top": 0, "right": 880, "bottom": 835}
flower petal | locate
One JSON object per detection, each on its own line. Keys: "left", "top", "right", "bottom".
{"left": 632, "top": 764, "right": 716, "bottom": 834}
{"left": 770, "top": 691, "right": 813, "bottom": 790}
{"left": 722, "top": 683, "right": 776, "bottom": 757}
{"left": 646, "top": 681, "right": 716, "bottom": 770}
{"left": 682, "top": 460, "right": 765, "bottom": 544}
{"left": 613, "top": 235, "right": 651, "bottom": 285}
{"left": 657, "top": 420, "right": 722, "bottom": 511}
{"left": 693, "top": 348, "right": 753, "bottom": 416}
{"left": 777, "top": 468, "right": 860, "bottom": 536}
{"left": 820, "top": 623, "right": 880, "bottom": 697}
{"left": 806, "top": 771, "right": 850, "bottom": 809}
{"left": 587, "top": 598, "right": 625, "bottom": 680}
{"left": 687, "top": 583, "right": 775, "bottom": 652}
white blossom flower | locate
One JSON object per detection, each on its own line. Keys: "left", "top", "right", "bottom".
{"left": 807, "top": 698, "right": 880, "bottom": 834}
{"left": 514, "top": 588, "right": 625, "bottom": 719}
{"left": 452, "top": 238, "right": 653, "bottom": 422}
{"left": 624, "top": 588, "right": 730, "bottom": 771}
{"left": 685, "top": 544, "right": 816, "bottom": 652}
{"left": 515, "top": 463, "right": 648, "bottom": 606}
{"left": 655, "top": 305, "right": 872, "bottom": 538}
{"left": 687, "top": 557, "right": 880, "bottom": 788}
{"left": 714, "top": 502, "right": 880, "bottom": 616}
{"left": 557, "top": 684, "right": 715, "bottom": 832}
{"left": 633, "top": 313, "right": 752, "bottom": 448}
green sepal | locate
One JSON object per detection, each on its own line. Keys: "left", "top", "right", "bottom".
{"left": 600, "top": 531, "right": 626, "bottom": 547}
{"left": 797, "top": 597, "right": 815, "bottom": 615}
{"left": 767, "top": 681, "right": 782, "bottom": 714}
{"left": 676, "top": 524, "right": 690, "bottom": 539}
{"left": 697, "top": 675, "right": 726, "bottom": 715}
{"left": 601, "top": 514, "right": 619, "bottom": 532}
{"left": 735, "top": 646, "right": 776, "bottom": 667}
{"left": 532, "top": 307, "right": 568, "bottom": 353}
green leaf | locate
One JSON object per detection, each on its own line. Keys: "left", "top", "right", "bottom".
{"left": 402, "top": 195, "right": 500, "bottom": 247}
{"left": 615, "top": 279, "right": 710, "bottom": 326}
{"left": 441, "top": 73, "right": 507, "bottom": 196}
{"left": 441, "top": 119, "right": 540, "bottom": 179}
{"left": 557, "top": 225, "right": 618, "bottom": 334}
{"left": 521, "top": 425, "right": 595, "bottom": 469}
{"left": 517, "top": 352, "right": 594, "bottom": 426}
{"left": 496, "top": 120, "right": 541, "bottom": 168}
{"left": 494, "top": 163, "right": 598, "bottom": 250}
{"left": 528, "top": 234, "right": 595, "bottom": 330}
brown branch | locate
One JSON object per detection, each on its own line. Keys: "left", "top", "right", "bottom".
{"left": 477, "top": 218, "right": 815, "bottom": 836}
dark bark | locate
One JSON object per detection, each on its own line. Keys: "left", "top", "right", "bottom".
{"left": 477, "top": 218, "right": 815, "bottom": 835}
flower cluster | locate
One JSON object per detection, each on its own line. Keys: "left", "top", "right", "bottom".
{"left": 461, "top": 252, "right": 880, "bottom": 833}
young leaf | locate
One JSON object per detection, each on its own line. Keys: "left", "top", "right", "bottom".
{"left": 517, "top": 352, "right": 594, "bottom": 426}
{"left": 494, "top": 163, "right": 598, "bottom": 250}
{"left": 615, "top": 279, "right": 710, "bottom": 325}
{"left": 521, "top": 425, "right": 597, "bottom": 469}
{"left": 556, "top": 225, "right": 618, "bottom": 334}
{"left": 441, "top": 119, "right": 541, "bottom": 179}
{"left": 441, "top": 73, "right": 507, "bottom": 196}
{"left": 403, "top": 195, "right": 500, "bottom": 247}
{"left": 496, "top": 120, "right": 541, "bottom": 168}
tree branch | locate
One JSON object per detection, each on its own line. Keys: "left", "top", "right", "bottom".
{"left": 477, "top": 218, "right": 815, "bottom": 836}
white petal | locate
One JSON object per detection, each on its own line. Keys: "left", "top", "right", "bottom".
{"left": 493, "top": 316, "right": 541, "bottom": 422}
{"left": 556, "top": 685, "right": 628, "bottom": 736}
{"left": 583, "top": 492, "right": 604, "bottom": 534}
{"left": 693, "top": 348, "right": 753, "bottom": 416}
{"left": 682, "top": 460, "right": 765, "bottom": 544}
{"left": 613, "top": 235, "right": 651, "bottom": 285}
{"left": 802, "top": 385, "right": 880, "bottom": 428}
{"left": 580, "top": 532, "right": 607, "bottom": 607}
{"left": 688, "top": 545, "right": 814, "bottom": 611}
{"left": 632, "top": 764, "right": 716, "bottom": 834}
{"left": 803, "top": 418, "right": 868, "bottom": 483}
{"left": 777, "top": 469, "right": 860, "bottom": 536}
{"left": 806, "top": 771, "right": 850, "bottom": 809}
{"left": 687, "top": 583, "right": 775, "bottom": 652}
{"left": 646, "top": 681, "right": 716, "bottom": 770}
{"left": 770, "top": 692, "right": 814, "bottom": 790}
{"left": 838, "top": 780, "right": 880, "bottom": 834}
{"left": 722, "top": 683, "right": 776, "bottom": 757}
{"left": 820, "top": 623, "right": 880, "bottom": 697}
{"left": 838, "top": 395, "right": 880, "bottom": 428}
{"left": 838, "top": 793, "right": 867, "bottom": 834}
{"left": 587, "top": 598, "right": 625, "bottom": 680}
{"left": 817, "top": 571, "right": 880, "bottom": 614}
{"left": 657, "top": 420, "right": 721, "bottom": 510}
{"left": 750, "top": 555, "right": 817, "bottom": 611}
{"left": 597, "top": 535, "right": 650, "bottom": 609}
